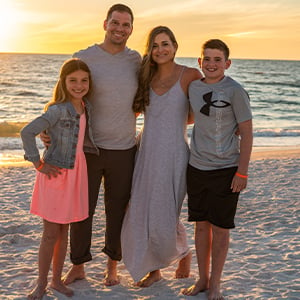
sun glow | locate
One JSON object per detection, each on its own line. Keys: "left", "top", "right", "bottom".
{"left": 0, "top": 1, "right": 21, "bottom": 51}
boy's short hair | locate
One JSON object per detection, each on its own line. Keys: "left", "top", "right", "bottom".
{"left": 106, "top": 3, "right": 134, "bottom": 23}
{"left": 202, "top": 39, "right": 230, "bottom": 60}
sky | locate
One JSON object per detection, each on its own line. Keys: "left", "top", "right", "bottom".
{"left": 1, "top": 0, "right": 300, "bottom": 60}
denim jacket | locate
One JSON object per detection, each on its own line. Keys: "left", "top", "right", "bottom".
{"left": 21, "top": 99, "right": 98, "bottom": 169}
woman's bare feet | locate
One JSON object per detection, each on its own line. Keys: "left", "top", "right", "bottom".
{"left": 181, "top": 278, "right": 209, "bottom": 296}
{"left": 136, "top": 270, "right": 162, "bottom": 287}
{"left": 175, "top": 251, "right": 192, "bottom": 278}
{"left": 62, "top": 264, "right": 85, "bottom": 285}
{"left": 50, "top": 280, "right": 74, "bottom": 297}
{"left": 27, "top": 281, "right": 47, "bottom": 300}
{"left": 104, "top": 258, "right": 120, "bottom": 286}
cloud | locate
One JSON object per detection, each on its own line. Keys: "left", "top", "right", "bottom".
{"left": 226, "top": 32, "right": 256, "bottom": 37}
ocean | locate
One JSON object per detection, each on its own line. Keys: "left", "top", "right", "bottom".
{"left": 0, "top": 53, "right": 300, "bottom": 163}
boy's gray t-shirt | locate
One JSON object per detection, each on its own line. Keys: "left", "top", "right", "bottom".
{"left": 189, "top": 76, "right": 252, "bottom": 170}
{"left": 74, "top": 44, "right": 141, "bottom": 150}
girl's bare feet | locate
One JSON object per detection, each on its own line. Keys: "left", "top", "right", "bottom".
{"left": 27, "top": 281, "right": 47, "bottom": 300}
{"left": 181, "top": 278, "right": 209, "bottom": 296}
{"left": 208, "top": 282, "right": 224, "bottom": 300}
{"left": 136, "top": 270, "right": 162, "bottom": 287}
{"left": 175, "top": 251, "right": 192, "bottom": 278}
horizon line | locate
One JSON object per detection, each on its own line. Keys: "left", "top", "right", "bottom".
{"left": 0, "top": 51, "right": 299, "bottom": 62}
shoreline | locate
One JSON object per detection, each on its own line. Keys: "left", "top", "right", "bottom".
{"left": 1, "top": 146, "right": 299, "bottom": 168}
{"left": 250, "top": 145, "right": 300, "bottom": 160}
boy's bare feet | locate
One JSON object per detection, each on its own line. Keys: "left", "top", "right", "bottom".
{"left": 62, "top": 264, "right": 85, "bottom": 285}
{"left": 136, "top": 270, "right": 162, "bottom": 287}
{"left": 104, "top": 258, "right": 120, "bottom": 286}
{"left": 181, "top": 278, "right": 209, "bottom": 296}
{"left": 175, "top": 251, "right": 192, "bottom": 278}
{"left": 27, "top": 281, "right": 47, "bottom": 300}
{"left": 50, "top": 281, "right": 74, "bottom": 297}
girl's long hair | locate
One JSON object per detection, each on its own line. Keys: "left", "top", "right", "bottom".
{"left": 44, "top": 58, "right": 92, "bottom": 111}
{"left": 132, "top": 26, "right": 178, "bottom": 113}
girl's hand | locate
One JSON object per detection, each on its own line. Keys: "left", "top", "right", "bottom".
{"left": 34, "top": 161, "right": 62, "bottom": 179}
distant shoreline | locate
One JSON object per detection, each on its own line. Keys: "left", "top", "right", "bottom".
{"left": 1, "top": 146, "right": 299, "bottom": 168}
{"left": 0, "top": 52, "right": 299, "bottom": 61}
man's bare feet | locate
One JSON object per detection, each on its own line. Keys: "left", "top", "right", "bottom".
{"left": 175, "top": 251, "right": 192, "bottom": 278}
{"left": 62, "top": 264, "right": 85, "bottom": 285}
{"left": 27, "top": 281, "right": 47, "bottom": 300}
{"left": 104, "top": 258, "right": 120, "bottom": 286}
{"left": 50, "top": 281, "right": 74, "bottom": 297}
{"left": 136, "top": 270, "right": 162, "bottom": 287}
{"left": 181, "top": 278, "right": 208, "bottom": 296}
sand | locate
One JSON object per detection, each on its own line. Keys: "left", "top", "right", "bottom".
{"left": 0, "top": 146, "right": 299, "bottom": 299}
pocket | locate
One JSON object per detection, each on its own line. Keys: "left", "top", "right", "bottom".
{"left": 59, "top": 119, "right": 75, "bottom": 136}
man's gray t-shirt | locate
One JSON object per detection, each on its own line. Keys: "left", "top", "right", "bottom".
{"left": 74, "top": 44, "right": 141, "bottom": 150}
{"left": 189, "top": 76, "right": 252, "bottom": 170}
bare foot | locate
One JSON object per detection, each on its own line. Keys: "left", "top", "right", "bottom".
{"left": 208, "top": 283, "right": 224, "bottom": 300}
{"left": 137, "top": 270, "right": 162, "bottom": 287}
{"left": 104, "top": 258, "right": 120, "bottom": 286}
{"left": 175, "top": 251, "right": 192, "bottom": 278}
{"left": 27, "top": 282, "right": 47, "bottom": 300}
{"left": 62, "top": 264, "right": 85, "bottom": 285}
{"left": 50, "top": 281, "right": 74, "bottom": 297}
{"left": 181, "top": 278, "right": 208, "bottom": 296}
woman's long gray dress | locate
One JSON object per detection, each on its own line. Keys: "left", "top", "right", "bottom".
{"left": 121, "top": 68, "right": 190, "bottom": 281}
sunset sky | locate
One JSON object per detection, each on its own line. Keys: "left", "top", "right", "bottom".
{"left": 1, "top": 0, "right": 300, "bottom": 60}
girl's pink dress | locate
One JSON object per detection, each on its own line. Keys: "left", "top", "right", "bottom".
{"left": 30, "top": 113, "right": 88, "bottom": 224}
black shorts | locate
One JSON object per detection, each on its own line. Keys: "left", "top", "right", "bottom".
{"left": 187, "top": 164, "right": 239, "bottom": 229}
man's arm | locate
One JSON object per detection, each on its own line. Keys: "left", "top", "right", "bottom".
{"left": 40, "top": 131, "right": 51, "bottom": 148}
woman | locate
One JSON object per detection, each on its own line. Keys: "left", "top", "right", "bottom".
{"left": 121, "top": 26, "right": 202, "bottom": 287}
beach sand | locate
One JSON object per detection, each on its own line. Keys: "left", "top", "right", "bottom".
{"left": 0, "top": 147, "right": 299, "bottom": 299}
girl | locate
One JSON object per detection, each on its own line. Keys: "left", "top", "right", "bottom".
{"left": 21, "top": 58, "right": 97, "bottom": 299}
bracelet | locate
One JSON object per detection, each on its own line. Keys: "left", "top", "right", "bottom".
{"left": 36, "top": 162, "right": 44, "bottom": 171}
{"left": 235, "top": 172, "right": 248, "bottom": 179}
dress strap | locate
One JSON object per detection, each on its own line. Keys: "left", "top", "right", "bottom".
{"left": 178, "top": 66, "right": 186, "bottom": 81}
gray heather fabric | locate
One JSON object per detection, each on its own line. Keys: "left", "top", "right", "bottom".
{"left": 74, "top": 44, "right": 141, "bottom": 150}
{"left": 121, "top": 69, "right": 190, "bottom": 281}
{"left": 189, "top": 76, "right": 252, "bottom": 170}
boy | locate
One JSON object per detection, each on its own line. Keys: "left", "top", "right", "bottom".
{"left": 182, "top": 39, "right": 253, "bottom": 299}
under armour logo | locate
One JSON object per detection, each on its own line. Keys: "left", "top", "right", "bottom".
{"left": 200, "top": 91, "right": 231, "bottom": 116}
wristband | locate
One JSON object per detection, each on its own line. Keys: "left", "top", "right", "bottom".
{"left": 36, "top": 162, "right": 44, "bottom": 171}
{"left": 235, "top": 172, "right": 248, "bottom": 179}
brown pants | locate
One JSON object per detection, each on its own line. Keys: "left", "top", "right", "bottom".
{"left": 70, "top": 146, "right": 136, "bottom": 264}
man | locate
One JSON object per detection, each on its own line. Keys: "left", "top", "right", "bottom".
{"left": 64, "top": 4, "right": 141, "bottom": 286}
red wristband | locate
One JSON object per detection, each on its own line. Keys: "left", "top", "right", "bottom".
{"left": 36, "top": 162, "right": 44, "bottom": 171}
{"left": 235, "top": 172, "right": 248, "bottom": 179}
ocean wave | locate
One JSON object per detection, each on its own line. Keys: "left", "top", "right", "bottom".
{"left": 244, "top": 80, "right": 300, "bottom": 88}
{"left": 254, "top": 129, "right": 300, "bottom": 137}
{"left": 0, "top": 122, "right": 27, "bottom": 137}
{"left": 0, "top": 137, "right": 24, "bottom": 150}
{"left": 0, "top": 137, "right": 43, "bottom": 151}
{"left": 16, "top": 91, "right": 40, "bottom": 97}
{"left": 0, "top": 81, "right": 17, "bottom": 87}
